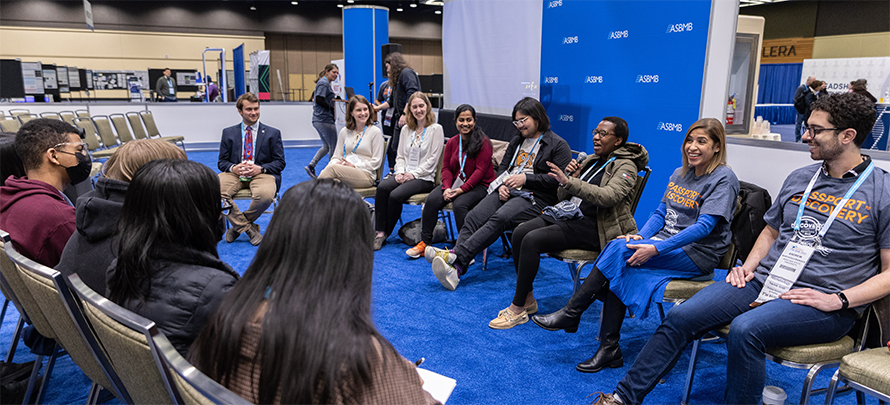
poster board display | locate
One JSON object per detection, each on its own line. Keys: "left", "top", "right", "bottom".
{"left": 43, "top": 68, "right": 58, "bottom": 90}
{"left": 68, "top": 67, "right": 81, "bottom": 90}
{"left": 82, "top": 69, "right": 94, "bottom": 90}
{"left": 801, "top": 57, "right": 890, "bottom": 99}
{"left": 148, "top": 69, "right": 199, "bottom": 92}
{"left": 21, "top": 61, "right": 44, "bottom": 94}
{"left": 57, "top": 66, "right": 70, "bottom": 93}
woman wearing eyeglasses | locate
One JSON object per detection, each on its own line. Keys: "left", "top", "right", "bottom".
{"left": 488, "top": 117, "right": 648, "bottom": 330}
{"left": 532, "top": 118, "right": 739, "bottom": 375}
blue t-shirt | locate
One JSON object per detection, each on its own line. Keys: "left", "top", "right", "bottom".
{"left": 755, "top": 162, "right": 890, "bottom": 305}
{"left": 657, "top": 165, "right": 739, "bottom": 271}
{"left": 312, "top": 77, "right": 335, "bottom": 123}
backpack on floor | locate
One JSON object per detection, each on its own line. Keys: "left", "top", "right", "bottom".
{"left": 398, "top": 218, "right": 447, "bottom": 246}
{"left": 731, "top": 181, "right": 772, "bottom": 262}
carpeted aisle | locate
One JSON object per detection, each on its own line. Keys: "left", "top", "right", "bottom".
{"left": 0, "top": 148, "right": 872, "bottom": 404}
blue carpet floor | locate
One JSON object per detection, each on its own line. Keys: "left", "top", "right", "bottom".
{"left": 0, "top": 147, "right": 875, "bottom": 404}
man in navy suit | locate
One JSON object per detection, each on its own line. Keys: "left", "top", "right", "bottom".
{"left": 794, "top": 75, "right": 815, "bottom": 142}
{"left": 218, "top": 92, "right": 285, "bottom": 245}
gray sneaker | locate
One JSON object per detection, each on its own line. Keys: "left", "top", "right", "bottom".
{"left": 245, "top": 224, "right": 263, "bottom": 246}
{"left": 432, "top": 257, "right": 460, "bottom": 291}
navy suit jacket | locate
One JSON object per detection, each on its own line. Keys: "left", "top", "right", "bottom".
{"left": 217, "top": 122, "right": 286, "bottom": 189}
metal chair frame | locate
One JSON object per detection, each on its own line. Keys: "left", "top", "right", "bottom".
{"left": 152, "top": 333, "right": 252, "bottom": 405}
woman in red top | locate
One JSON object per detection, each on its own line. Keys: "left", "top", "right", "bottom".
{"left": 406, "top": 104, "right": 496, "bottom": 258}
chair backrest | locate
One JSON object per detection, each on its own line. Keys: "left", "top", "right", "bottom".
{"left": 374, "top": 135, "right": 392, "bottom": 182}
{"left": 39, "top": 112, "right": 62, "bottom": 120}
{"left": 434, "top": 141, "right": 446, "bottom": 185}
{"left": 92, "top": 115, "right": 120, "bottom": 148}
{"left": 126, "top": 112, "right": 150, "bottom": 140}
{"left": 0, "top": 232, "right": 29, "bottom": 328}
{"left": 630, "top": 166, "right": 652, "bottom": 215}
{"left": 76, "top": 109, "right": 90, "bottom": 119}
{"left": 109, "top": 114, "right": 135, "bottom": 143}
{"left": 59, "top": 111, "right": 77, "bottom": 125}
{"left": 70, "top": 274, "right": 180, "bottom": 405}
{"left": 490, "top": 138, "right": 510, "bottom": 168}
{"left": 74, "top": 117, "right": 102, "bottom": 152}
{"left": 8, "top": 109, "right": 30, "bottom": 117}
{"left": 0, "top": 231, "right": 57, "bottom": 340}
{"left": 8, "top": 244, "right": 131, "bottom": 402}
{"left": 0, "top": 116, "right": 21, "bottom": 132}
{"left": 153, "top": 333, "right": 252, "bottom": 405}
{"left": 140, "top": 110, "right": 162, "bottom": 138}
{"left": 17, "top": 113, "right": 38, "bottom": 125}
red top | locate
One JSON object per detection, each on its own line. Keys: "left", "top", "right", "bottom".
{"left": 441, "top": 134, "right": 496, "bottom": 192}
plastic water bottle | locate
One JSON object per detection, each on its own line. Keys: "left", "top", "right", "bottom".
{"left": 762, "top": 386, "right": 786, "bottom": 405}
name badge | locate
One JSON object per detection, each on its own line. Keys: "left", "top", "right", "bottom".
{"left": 407, "top": 146, "right": 421, "bottom": 171}
{"left": 751, "top": 241, "right": 814, "bottom": 307}
{"left": 345, "top": 154, "right": 361, "bottom": 166}
{"left": 569, "top": 196, "right": 582, "bottom": 207}
{"left": 451, "top": 176, "right": 465, "bottom": 190}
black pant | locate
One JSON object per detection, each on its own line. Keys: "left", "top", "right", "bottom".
{"left": 375, "top": 176, "right": 434, "bottom": 236}
{"left": 386, "top": 115, "right": 401, "bottom": 172}
{"left": 453, "top": 192, "right": 541, "bottom": 268}
{"left": 511, "top": 216, "right": 600, "bottom": 307}
{"left": 420, "top": 185, "right": 488, "bottom": 245}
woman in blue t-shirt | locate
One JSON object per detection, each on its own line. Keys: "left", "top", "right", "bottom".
{"left": 305, "top": 64, "right": 339, "bottom": 179}
{"left": 532, "top": 118, "right": 740, "bottom": 374}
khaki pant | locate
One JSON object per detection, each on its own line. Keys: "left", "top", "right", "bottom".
{"left": 317, "top": 164, "right": 375, "bottom": 188}
{"left": 218, "top": 172, "right": 276, "bottom": 233}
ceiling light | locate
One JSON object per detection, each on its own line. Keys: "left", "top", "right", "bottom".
{"left": 424, "top": 0, "right": 444, "bottom": 5}
{"left": 347, "top": 0, "right": 355, "bottom": 3}
{"left": 410, "top": 3, "right": 417, "bottom": 7}
{"left": 396, "top": 7, "right": 403, "bottom": 11}
{"left": 434, "top": 10, "right": 442, "bottom": 14}
{"left": 337, "top": 3, "right": 344, "bottom": 7}
{"left": 291, "top": 1, "right": 298, "bottom": 4}
{"left": 250, "top": 6, "right": 256, "bottom": 10}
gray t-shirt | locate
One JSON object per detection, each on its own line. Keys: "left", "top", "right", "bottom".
{"left": 755, "top": 162, "right": 890, "bottom": 301}
{"left": 656, "top": 165, "right": 739, "bottom": 271}
{"left": 312, "top": 77, "right": 335, "bottom": 123}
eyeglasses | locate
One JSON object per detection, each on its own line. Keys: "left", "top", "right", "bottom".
{"left": 53, "top": 142, "right": 88, "bottom": 153}
{"left": 592, "top": 129, "right": 615, "bottom": 138}
{"left": 512, "top": 116, "right": 530, "bottom": 128}
{"left": 803, "top": 126, "right": 842, "bottom": 136}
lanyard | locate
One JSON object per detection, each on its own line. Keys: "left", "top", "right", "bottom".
{"left": 508, "top": 135, "right": 542, "bottom": 171}
{"left": 344, "top": 126, "right": 367, "bottom": 156}
{"left": 411, "top": 127, "right": 427, "bottom": 147}
{"left": 578, "top": 156, "right": 615, "bottom": 183}
{"left": 793, "top": 161, "right": 874, "bottom": 239}
{"left": 458, "top": 138, "right": 467, "bottom": 179}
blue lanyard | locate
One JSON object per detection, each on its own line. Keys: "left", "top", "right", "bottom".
{"left": 458, "top": 138, "right": 467, "bottom": 179}
{"left": 508, "top": 135, "right": 542, "bottom": 171}
{"left": 578, "top": 156, "right": 616, "bottom": 183}
{"left": 411, "top": 127, "right": 427, "bottom": 147}
{"left": 344, "top": 126, "right": 367, "bottom": 156}
{"left": 793, "top": 161, "right": 874, "bottom": 238}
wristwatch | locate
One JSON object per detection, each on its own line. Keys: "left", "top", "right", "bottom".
{"left": 836, "top": 292, "right": 849, "bottom": 310}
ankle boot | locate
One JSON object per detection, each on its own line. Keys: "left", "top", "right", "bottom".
{"left": 577, "top": 290, "right": 626, "bottom": 373}
{"left": 531, "top": 269, "right": 607, "bottom": 333}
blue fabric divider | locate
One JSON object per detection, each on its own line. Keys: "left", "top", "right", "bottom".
{"left": 754, "top": 104, "right": 797, "bottom": 125}
{"left": 757, "top": 63, "right": 803, "bottom": 104}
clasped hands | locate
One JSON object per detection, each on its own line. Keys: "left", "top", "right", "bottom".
{"left": 497, "top": 174, "right": 526, "bottom": 201}
{"left": 233, "top": 162, "right": 262, "bottom": 177}
{"left": 394, "top": 172, "right": 415, "bottom": 184}
{"left": 443, "top": 187, "right": 463, "bottom": 201}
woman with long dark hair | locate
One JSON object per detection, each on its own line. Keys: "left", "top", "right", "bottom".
{"left": 405, "top": 104, "right": 495, "bottom": 258}
{"left": 107, "top": 159, "right": 238, "bottom": 356}
{"left": 380, "top": 52, "right": 420, "bottom": 172}
{"left": 532, "top": 118, "right": 739, "bottom": 374}
{"left": 190, "top": 180, "right": 438, "bottom": 404}
{"left": 317, "top": 95, "right": 385, "bottom": 188}
{"left": 305, "top": 63, "right": 340, "bottom": 178}
{"left": 374, "top": 92, "right": 444, "bottom": 250}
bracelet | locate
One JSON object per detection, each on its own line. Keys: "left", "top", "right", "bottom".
{"left": 836, "top": 292, "right": 849, "bottom": 310}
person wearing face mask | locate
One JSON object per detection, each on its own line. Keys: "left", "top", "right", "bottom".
{"left": 373, "top": 92, "right": 444, "bottom": 250}
{"left": 405, "top": 104, "right": 496, "bottom": 258}
{"left": 489, "top": 117, "right": 649, "bottom": 330}
{"left": 0, "top": 118, "right": 90, "bottom": 267}
{"left": 318, "top": 95, "right": 385, "bottom": 188}
{"left": 426, "top": 97, "right": 572, "bottom": 290}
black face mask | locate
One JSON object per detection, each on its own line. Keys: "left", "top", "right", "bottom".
{"left": 57, "top": 151, "right": 92, "bottom": 185}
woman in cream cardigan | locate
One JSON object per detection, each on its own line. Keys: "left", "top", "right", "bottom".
{"left": 317, "top": 95, "right": 385, "bottom": 188}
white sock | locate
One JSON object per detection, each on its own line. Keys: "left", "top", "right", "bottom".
{"left": 612, "top": 393, "right": 624, "bottom": 404}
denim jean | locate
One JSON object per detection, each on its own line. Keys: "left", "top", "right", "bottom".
{"left": 795, "top": 113, "right": 805, "bottom": 142}
{"left": 309, "top": 121, "right": 338, "bottom": 168}
{"left": 614, "top": 278, "right": 856, "bottom": 405}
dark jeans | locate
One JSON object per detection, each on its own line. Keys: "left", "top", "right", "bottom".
{"left": 420, "top": 185, "right": 488, "bottom": 245}
{"left": 453, "top": 192, "right": 541, "bottom": 268}
{"left": 386, "top": 116, "right": 402, "bottom": 172}
{"left": 511, "top": 216, "right": 598, "bottom": 306}
{"left": 795, "top": 113, "right": 805, "bottom": 142}
{"left": 614, "top": 278, "right": 856, "bottom": 405}
{"left": 375, "top": 176, "right": 434, "bottom": 236}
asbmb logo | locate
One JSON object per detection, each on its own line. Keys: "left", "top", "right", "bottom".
{"left": 636, "top": 75, "right": 659, "bottom": 83}
{"left": 547, "top": 0, "right": 562, "bottom": 8}
{"left": 563, "top": 36, "right": 578, "bottom": 44}
{"left": 657, "top": 122, "right": 683, "bottom": 132}
{"left": 544, "top": 77, "right": 558, "bottom": 84}
{"left": 584, "top": 76, "right": 603, "bottom": 84}
{"left": 608, "top": 30, "right": 628, "bottom": 40}
{"left": 559, "top": 114, "right": 573, "bottom": 122}
{"left": 666, "top": 23, "right": 693, "bottom": 33}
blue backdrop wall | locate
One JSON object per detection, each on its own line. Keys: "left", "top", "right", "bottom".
{"left": 539, "top": 0, "right": 712, "bottom": 222}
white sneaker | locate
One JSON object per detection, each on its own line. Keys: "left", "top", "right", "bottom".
{"left": 425, "top": 245, "right": 455, "bottom": 264}
{"left": 432, "top": 257, "right": 460, "bottom": 291}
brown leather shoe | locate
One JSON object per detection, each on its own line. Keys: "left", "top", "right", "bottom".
{"left": 587, "top": 392, "right": 621, "bottom": 405}
{"left": 246, "top": 224, "right": 263, "bottom": 246}
{"left": 225, "top": 227, "right": 240, "bottom": 243}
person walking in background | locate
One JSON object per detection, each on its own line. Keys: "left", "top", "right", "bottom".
{"left": 155, "top": 68, "right": 177, "bottom": 102}
{"left": 793, "top": 75, "right": 815, "bottom": 142}
{"left": 206, "top": 75, "right": 220, "bottom": 102}
{"left": 305, "top": 64, "right": 339, "bottom": 179}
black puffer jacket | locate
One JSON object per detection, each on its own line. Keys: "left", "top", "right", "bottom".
{"left": 56, "top": 177, "right": 128, "bottom": 295}
{"left": 107, "top": 247, "right": 239, "bottom": 357}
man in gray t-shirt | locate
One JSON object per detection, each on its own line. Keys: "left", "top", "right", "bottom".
{"left": 590, "top": 92, "right": 890, "bottom": 405}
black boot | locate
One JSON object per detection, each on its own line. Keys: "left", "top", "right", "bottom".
{"left": 532, "top": 269, "right": 607, "bottom": 333}
{"left": 577, "top": 290, "right": 626, "bottom": 373}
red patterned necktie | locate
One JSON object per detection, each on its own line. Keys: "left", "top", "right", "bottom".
{"left": 244, "top": 126, "right": 254, "bottom": 161}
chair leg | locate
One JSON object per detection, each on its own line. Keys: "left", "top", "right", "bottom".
{"left": 800, "top": 362, "right": 835, "bottom": 404}
{"left": 681, "top": 338, "right": 703, "bottom": 405}
{"left": 656, "top": 302, "right": 666, "bottom": 322}
{"left": 86, "top": 382, "right": 101, "bottom": 405}
{"left": 21, "top": 353, "right": 43, "bottom": 405}
{"left": 824, "top": 370, "right": 841, "bottom": 405}
{"left": 33, "top": 343, "right": 62, "bottom": 405}
{"left": 482, "top": 248, "right": 488, "bottom": 271}
{"left": 5, "top": 316, "right": 24, "bottom": 363}
{"left": 0, "top": 298, "right": 8, "bottom": 328}
{"left": 567, "top": 262, "right": 580, "bottom": 295}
